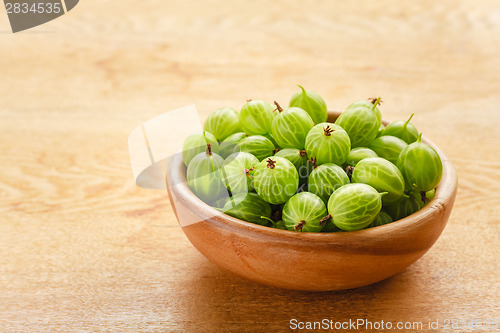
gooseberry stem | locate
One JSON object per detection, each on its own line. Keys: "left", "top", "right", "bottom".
{"left": 202, "top": 130, "right": 209, "bottom": 145}
{"left": 345, "top": 165, "right": 354, "bottom": 180}
{"left": 295, "top": 220, "right": 306, "bottom": 231}
{"left": 308, "top": 157, "right": 318, "bottom": 170}
{"left": 323, "top": 125, "right": 334, "bottom": 136}
{"left": 320, "top": 214, "right": 332, "bottom": 227}
{"left": 266, "top": 158, "right": 276, "bottom": 169}
{"left": 403, "top": 113, "right": 415, "bottom": 129}
{"left": 298, "top": 84, "right": 307, "bottom": 95}
{"left": 368, "top": 97, "right": 382, "bottom": 107}
{"left": 370, "top": 97, "right": 382, "bottom": 110}
{"left": 417, "top": 133, "right": 423, "bottom": 143}
{"left": 274, "top": 101, "right": 284, "bottom": 113}
{"left": 244, "top": 167, "right": 255, "bottom": 179}
{"left": 420, "top": 191, "right": 430, "bottom": 203}
{"left": 260, "top": 216, "right": 275, "bottom": 224}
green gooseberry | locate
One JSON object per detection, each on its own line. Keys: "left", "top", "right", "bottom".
{"left": 282, "top": 192, "right": 328, "bottom": 232}
{"left": 288, "top": 85, "right": 328, "bottom": 124}
{"left": 274, "top": 149, "right": 311, "bottom": 187}
{"left": 382, "top": 113, "right": 419, "bottom": 144}
{"left": 384, "top": 195, "right": 420, "bottom": 221}
{"left": 305, "top": 123, "right": 351, "bottom": 165}
{"left": 327, "top": 183, "right": 385, "bottom": 231}
{"left": 186, "top": 144, "right": 227, "bottom": 204}
{"left": 274, "top": 148, "right": 308, "bottom": 170}
{"left": 352, "top": 157, "right": 405, "bottom": 204}
{"left": 222, "top": 193, "right": 272, "bottom": 226}
{"left": 335, "top": 97, "right": 381, "bottom": 148}
{"left": 219, "top": 132, "right": 247, "bottom": 159}
{"left": 377, "top": 123, "right": 386, "bottom": 138}
{"left": 203, "top": 107, "right": 241, "bottom": 141}
{"left": 408, "top": 189, "right": 435, "bottom": 209}
{"left": 211, "top": 197, "right": 228, "bottom": 209}
{"left": 239, "top": 100, "right": 276, "bottom": 135}
{"left": 321, "top": 218, "right": 342, "bottom": 232}
{"left": 345, "top": 97, "right": 382, "bottom": 126}
{"left": 344, "top": 147, "right": 378, "bottom": 167}
{"left": 368, "top": 135, "right": 408, "bottom": 165}
{"left": 253, "top": 156, "right": 299, "bottom": 205}
{"left": 182, "top": 131, "right": 219, "bottom": 166}
{"left": 233, "top": 135, "right": 275, "bottom": 161}
{"left": 397, "top": 134, "right": 443, "bottom": 192}
{"left": 223, "top": 152, "right": 259, "bottom": 195}
{"left": 368, "top": 210, "right": 393, "bottom": 228}
{"left": 262, "top": 132, "right": 281, "bottom": 149}
{"left": 264, "top": 219, "right": 287, "bottom": 230}
{"left": 271, "top": 102, "right": 314, "bottom": 149}
{"left": 274, "top": 220, "right": 287, "bottom": 230}
{"left": 308, "top": 163, "right": 350, "bottom": 204}
{"left": 424, "top": 189, "right": 435, "bottom": 205}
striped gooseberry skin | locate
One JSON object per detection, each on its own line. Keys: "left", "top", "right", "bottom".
{"left": 397, "top": 134, "right": 443, "bottom": 192}
{"left": 182, "top": 131, "right": 220, "bottom": 166}
{"left": 305, "top": 123, "right": 351, "bottom": 165}
{"left": 352, "top": 157, "right": 405, "bottom": 205}
{"left": 335, "top": 104, "right": 380, "bottom": 148}
{"left": 282, "top": 192, "right": 327, "bottom": 232}
{"left": 384, "top": 195, "right": 420, "bottom": 221}
{"left": 222, "top": 193, "right": 272, "bottom": 226}
{"left": 274, "top": 149, "right": 308, "bottom": 171}
{"left": 368, "top": 210, "right": 393, "bottom": 228}
{"left": 239, "top": 100, "right": 275, "bottom": 135}
{"left": 345, "top": 99, "right": 382, "bottom": 126}
{"left": 308, "top": 163, "right": 350, "bottom": 204}
{"left": 327, "top": 183, "right": 384, "bottom": 231}
{"left": 344, "top": 147, "right": 378, "bottom": 167}
{"left": 274, "top": 148, "right": 313, "bottom": 190}
{"left": 203, "top": 107, "right": 241, "bottom": 141}
{"left": 271, "top": 106, "right": 314, "bottom": 149}
{"left": 368, "top": 135, "right": 408, "bottom": 165}
{"left": 262, "top": 132, "right": 281, "bottom": 149}
{"left": 274, "top": 148, "right": 312, "bottom": 175}
{"left": 219, "top": 132, "right": 247, "bottom": 159}
{"left": 233, "top": 135, "right": 275, "bottom": 161}
{"left": 253, "top": 156, "right": 299, "bottom": 205}
{"left": 223, "top": 152, "right": 259, "bottom": 195}
{"left": 187, "top": 150, "right": 227, "bottom": 204}
{"left": 288, "top": 85, "right": 328, "bottom": 124}
{"left": 382, "top": 114, "right": 419, "bottom": 144}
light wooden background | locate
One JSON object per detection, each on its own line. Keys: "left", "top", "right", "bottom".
{"left": 1, "top": 1, "right": 499, "bottom": 332}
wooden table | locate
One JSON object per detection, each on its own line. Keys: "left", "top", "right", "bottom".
{"left": 1, "top": 1, "right": 499, "bottom": 331}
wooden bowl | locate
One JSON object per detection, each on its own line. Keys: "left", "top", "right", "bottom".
{"left": 166, "top": 111, "right": 457, "bottom": 291}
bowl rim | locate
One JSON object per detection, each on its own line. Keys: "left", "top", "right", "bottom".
{"left": 166, "top": 110, "right": 457, "bottom": 242}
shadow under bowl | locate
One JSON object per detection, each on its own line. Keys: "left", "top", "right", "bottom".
{"left": 166, "top": 111, "right": 457, "bottom": 291}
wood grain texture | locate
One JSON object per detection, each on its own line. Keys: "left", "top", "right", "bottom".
{"left": 0, "top": 0, "right": 499, "bottom": 332}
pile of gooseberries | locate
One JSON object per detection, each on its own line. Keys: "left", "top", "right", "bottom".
{"left": 181, "top": 86, "right": 443, "bottom": 232}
